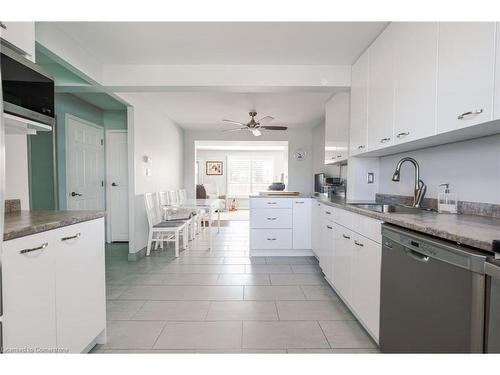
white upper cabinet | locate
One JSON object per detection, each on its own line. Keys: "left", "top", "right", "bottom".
{"left": 393, "top": 22, "right": 438, "bottom": 143}
{"left": 0, "top": 21, "right": 36, "bottom": 60}
{"left": 325, "top": 92, "right": 350, "bottom": 164}
{"left": 349, "top": 50, "right": 369, "bottom": 155}
{"left": 495, "top": 22, "right": 500, "bottom": 120}
{"left": 436, "top": 22, "right": 496, "bottom": 133}
{"left": 367, "top": 24, "right": 395, "bottom": 151}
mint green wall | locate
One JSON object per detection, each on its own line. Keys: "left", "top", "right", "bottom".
{"left": 28, "top": 131, "right": 56, "bottom": 210}
{"left": 104, "top": 110, "right": 128, "bottom": 130}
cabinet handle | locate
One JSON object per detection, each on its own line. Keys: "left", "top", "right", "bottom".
{"left": 326, "top": 225, "right": 333, "bottom": 229}
{"left": 61, "top": 232, "right": 81, "bottom": 241}
{"left": 267, "top": 202, "right": 277, "bottom": 205}
{"left": 354, "top": 240, "right": 364, "bottom": 247}
{"left": 342, "top": 234, "right": 351, "bottom": 239}
{"left": 20, "top": 242, "right": 48, "bottom": 254}
{"left": 266, "top": 217, "right": 277, "bottom": 221}
{"left": 396, "top": 132, "right": 410, "bottom": 138}
{"left": 325, "top": 211, "right": 331, "bottom": 215}
{"left": 384, "top": 241, "right": 393, "bottom": 249}
{"left": 380, "top": 137, "right": 391, "bottom": 143}
{"left": 357, "top": 145, "right": 365, "bottom": 150}
{"left": 295, "top": 201, "right": 305, "bottom": 204}
{"left": 0, "top": 22, "right": 7, "bottom": 30}
{"left": 458, "top": 109, "right": 483, "bottom": 120}
{"left": 267, "top": 238, "right": 277, "bottom": 241}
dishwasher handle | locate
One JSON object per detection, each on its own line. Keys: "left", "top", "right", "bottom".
{"left": 405, "top": 248, "right": 430, "bottom": 263}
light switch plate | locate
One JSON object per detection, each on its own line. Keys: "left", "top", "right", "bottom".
{"left": 367, "top": 172, "right": 374, "bottom": 184}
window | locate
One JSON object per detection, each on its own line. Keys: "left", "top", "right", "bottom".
{"left": 227, "top": 157, "right": 275, "bottom": 196}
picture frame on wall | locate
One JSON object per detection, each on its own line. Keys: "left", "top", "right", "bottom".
{"left": 206, "top": 161, "right": 223, "bottom": 176}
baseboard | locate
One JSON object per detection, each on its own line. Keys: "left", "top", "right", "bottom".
{"left": 128, "top": 247, "right": 146, "bottom": 261}
{"left": 249, "top": 249, "right": 314, "bottom": 256}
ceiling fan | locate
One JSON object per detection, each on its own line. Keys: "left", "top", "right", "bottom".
{"left": 222, "top": 111, "right": 288, "bottom": 137}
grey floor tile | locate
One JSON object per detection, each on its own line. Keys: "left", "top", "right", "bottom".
{"left": 244, "top": 286, "right": 306, "bottom": 300}
{"left": 217, "top": 274, "right": 271, "bottom": 286}
{"left": 205, "top": 301, "right": 278, "bottom": 321}
{"left": 300, "top": 285, "right": 340, "bottom": 301}
{"left": 103, "top": 320, "right": 166, "bottom": 349}
{"left": 131, "top": 301, "right": 210, "bottom": 320}
{"left": 270, "top": 273, "right": 327, "bottom": 286}
{"left": 242, "top": 321, "right": 330, "bottom": 349}
{"left": 276, "top": 300, "right": 354, "bottom": 321}
{"left": 106, "top": 286, "right": 129, "bottom": 300}
{"left": 223, "top": 257, "right": 266, "bottom": 265}
{"left": 154, "top": 321, "right": 242, "bottom": 349}
{"left": 161, "top": 274, "right": 220, "bottom": 285}
{"left": 291, "top": 264, "right": 322, "bottom": 274}
{"left": 171, "top": 257, "right": 225, "bottom": 265}
{"left": 246, "top": 265, "right": 293, "bottom": 274}
{"left": 287, "top": 349, "right": 336, "bottom": 353}
{"left": 161, "top": 264, "right": 246, "bottom": 274}
{"left": 119, "top": 285, "right": 244, "bottom": 300}
{"left": 266, "top": 256, "right": 313, "bottom": 265}
{"left": 319, "top": 321, "right": 377, "bottom": 349}
{"left": 332, "top": 348, "right": 380, "bottom": 353}
{"left": 107, "top": 300, "right": 146, "bottom": 320}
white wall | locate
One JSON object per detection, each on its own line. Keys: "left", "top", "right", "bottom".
{"left": 5, "top": 134, "right": 30, "bottom": 209}
{"left": 184, "top": 128, "right": 314, "bottom": 199}
{"left": 378, "top": 134, "right": 500, "bottom": 204}
{"left": 119, "top": 93, "right": 184, "bottom": 255}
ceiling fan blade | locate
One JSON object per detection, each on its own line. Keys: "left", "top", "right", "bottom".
{"left": 260, "top": 125, "right": 288, "bottom": 131}
{"left": 257, "top": 115, "right": 274, "bottom": 124}
{"left": 222, "top": 119, "right": 245, "bottom": 126}
{"left": 222, "top": 127, "right": 247, "bottom": 132}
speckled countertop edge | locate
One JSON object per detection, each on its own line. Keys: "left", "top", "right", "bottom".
{"left": 4, "top": 211, "right": 106, "bottom": 241}
{"left": 313, "top": 197, "right": 500, "bottom": 253}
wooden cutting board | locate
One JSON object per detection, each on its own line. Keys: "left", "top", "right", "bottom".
{"left": 259, "top": 191, "right": 301, "bottom": 196}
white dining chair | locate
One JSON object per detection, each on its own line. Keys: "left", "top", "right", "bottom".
{"left": 168, "top": 190, "right": 180, "bottom": 205}
{"left": 144, "top": 192, "right": 188, "bottom": 257}
{"left": 178, "top": 189, "right": 187, "bottom": 204}
{"left": 159, "top": 191, "right": 196, "bottom": 241}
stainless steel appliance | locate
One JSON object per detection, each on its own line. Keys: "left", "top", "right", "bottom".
{"left": 380, "top": 224, "right": 487, "bottom": 353}
{"left": 485, "top": 241, "right": 500, "bottom": 353}
{"left": 1, "top": 44, "right": 55, "bottom": 126}
{"left": 314, "top": 173, "right": 325, "bottom": 194}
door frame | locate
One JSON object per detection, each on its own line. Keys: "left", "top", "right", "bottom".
{"left": 64, "top": 114, "right": 105, "bottom": 211}
{"left": 105, "top": 129, "right": 128, "bottom": 243}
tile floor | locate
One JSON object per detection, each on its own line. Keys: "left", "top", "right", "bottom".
{"left": 92, "top": 221, "right": 379, "bottom": 353}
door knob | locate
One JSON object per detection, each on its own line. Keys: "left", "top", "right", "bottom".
{"left": 112, "top": 182, "right": 119, "bottom": 186}
{"left": 71, "top": 192, "right": 82, "bottom": 197}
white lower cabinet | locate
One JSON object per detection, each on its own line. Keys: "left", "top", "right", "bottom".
{"left": 311, "top": 201, "right": 322, "bottom": 256}
{"left": 1, "top": 218, "right": 106, "bottom": 353}
{"left": 332, "top": 224, "right": 353, "bottom": 302}
{"left": 292, "top": 199, "right": 311, "bottom": 249}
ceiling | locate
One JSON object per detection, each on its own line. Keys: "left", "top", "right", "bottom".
{"left": 196, "top": 140, "right": 288, "bottom": 151}
{"left": 46, "top": 22, "right": 388, "bottom": 65}
{"left": 142, "top": 91, "right": 336, "bottom": 129}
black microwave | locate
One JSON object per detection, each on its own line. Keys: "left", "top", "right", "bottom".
{"left": 1, "top": 45, "right": 55, "bottom": 126}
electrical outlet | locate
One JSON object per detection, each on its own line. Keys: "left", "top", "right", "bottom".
{"left": 367, "top": 172, "right": 374, "bottom": 184}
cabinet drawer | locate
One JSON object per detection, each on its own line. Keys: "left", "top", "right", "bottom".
{"left": 251, "top": 229, "right": 293, "bottom": 249}
{"left": 251, "top": 198, "right": 292, "bottom": 209}
{"left": 322, "top": 205, "right": 336, "bottom": 221}
{"left": 251, "top": 208, "right": 292, "bottom": 228}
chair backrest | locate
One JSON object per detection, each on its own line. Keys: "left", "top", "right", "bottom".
{"left": 168, "top": 190, "right": 179, "bottom": 205}
{"left": 178, "top": 189, "right": 187, "bottom": 203}
{"left": 158, "top": 191, "right": 170, "bottom": 206}
{"left": 144, "top": 192, "right": 162, "bottom": 226}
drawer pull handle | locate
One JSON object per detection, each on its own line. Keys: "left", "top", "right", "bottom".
{"left": 295, "top": 201, "right": 305, "bottom": 204}
{"left": 267, "top": 238, "right": 277, "bottom": 241}
{"left": 384, "top": 241, "right": 393, "bottom": 249}
{"left": 396, "top": 132, "right": 410, "bottom": 138}
{"left": 325, "top": 211, "right": 331, "bottom": 215}
{"left": 357, "top": 145, "right": 365, "bottom": 150}
{"left": 354, "top": 240, "right": 364, "bottom": 247}
{"left": 61, "top": 232, "right": 81, "bottom": 241}
{"left": 458, "top": 109, "right": 483, "bottom": 120}
{"left": 342, "top": 234, "right": 351, "bottom": 239}
{"left": 266, "top": 217, "right": 277, "bottom": 221}
{"left": 20, "top": 242, "right": 48, "bottom": 254}
{"left": 380, "top": 137, "right": 391, "bottom": 143}
{"left": 326, "top": 225, "right": 333, "bottom": 229}
{"left": 267, "top": 202, "right": 277, "bottom": 205}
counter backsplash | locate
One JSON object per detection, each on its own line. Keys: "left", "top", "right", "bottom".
{"left": 376, "top": 194, "right": 500, "bottom": 219}
{"left": 5, "top": 199, "right": 21, "bottom": 214}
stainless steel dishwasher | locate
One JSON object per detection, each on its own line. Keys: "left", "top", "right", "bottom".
{"left": 485, "top": 255, "right": 500, "bottom": 353}
{"left": 380, "top": 224, "right": 487, "bottom": 353}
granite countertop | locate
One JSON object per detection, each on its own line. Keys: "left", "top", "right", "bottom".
{"left": 4, "top": 210, "right": 106, "bottom": 241}
{"left": 314, "top": 197, "right": 500, "bottom": 253}
{"left": 250, "top": 193, "right": 309, "bottom": 198}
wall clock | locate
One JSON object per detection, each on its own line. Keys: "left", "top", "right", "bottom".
{"left": 293, "top": 149, "right": 307, "bottom": 161}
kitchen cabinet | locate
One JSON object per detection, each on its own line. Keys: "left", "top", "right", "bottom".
{"left": 325, "top": 92, "right": 350, "bottom": 164}
{"left": 2, "top": 230, "right": 57, "bottom": 351}
{"left": 393, "top": 22, "right": 438, "bottom": 144}
{"left": 332, "top": 224, "right": 353, "bottom": 302}
{"left": 436, "top": 22, "right": 496, "bottom": 133}
{"left": 1, "top": 218, "right": 106, "bottom": 353}
{"left": 0, "top": 21, "right": 36, "bottom": 60}
{"left": 367, "top": 24, "right": 395, "bottom": 151}
{"left": 292, "top": 198, "right": 311, "bottom": 249}
{"left": 495, "top": 22, "right": 500, "bottom": 120}
{"left": 349, "top": 50, "right": 369, "bottom": 155}
{"left": 54, "top": 219, "right": 106, "bottom": 353}
{"left": 319, "top": 214, "right": 334, "bottom": 281}
{"left": 311, "top": 201, "right": 322, "bottom": 256}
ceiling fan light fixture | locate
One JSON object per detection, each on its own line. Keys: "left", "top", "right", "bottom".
{"left": 251, "top": 129, "right": 262, "bottom": 137}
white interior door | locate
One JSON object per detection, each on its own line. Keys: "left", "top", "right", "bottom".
{"left": 66, "top": 116, "right": 105, "bottom": 211}
{"left": 106, "top": 131, "right": 129, "bottom": 241}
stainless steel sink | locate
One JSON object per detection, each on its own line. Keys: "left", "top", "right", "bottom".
{"left": 347, "top": 203, "right": 436, "bottom": 214}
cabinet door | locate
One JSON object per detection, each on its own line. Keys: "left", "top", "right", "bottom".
{"left": 311, "top": 202, "right": 322, "bottom": 256}
{"left": 494, "top": 23, "right": 500, "bottom": 120}
{"left": 292, "top": 199, "right": 311, "bottom": 249}
{"left": 394, "top": 22, "right": 438, "bottom": 143}
{"left": 332, "top": 224, "right": 353, "bottom": 303}
{"left": 350, "top": 233, "right": 381, "bottom": 341}
{"left": 321, "top": 222, "right": 335, "bottom": 281}
{"left": 325, "top": 93, "right": 350, "bottom": 164}
{"left": 251, "top": 208, "right": 293, "bottom": 229}
{"left": 0, "top": 21, "right": 36, "bottom": 60}
{"left": 2, "top": 233, "right": 57, "bottom": 350}
{"left": 367, "top": 24, "right": 395, "bottom": 151}
{"left": 349, "top": 50, "right": 369, "bottom": 155}
{"left": 437, "top": 22, "right": 495, "bottom": 133}
{"left": 54, "top": 218, "right": 106, "bottom": 352}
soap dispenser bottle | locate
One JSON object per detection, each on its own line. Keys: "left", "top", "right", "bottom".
{"left": 438, "top": 183, "right": 457, "bottom": 214}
